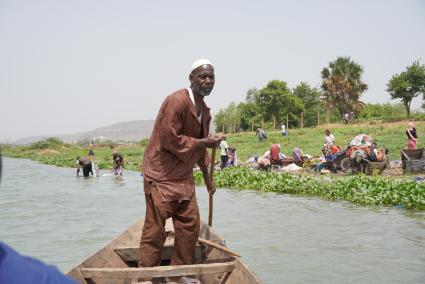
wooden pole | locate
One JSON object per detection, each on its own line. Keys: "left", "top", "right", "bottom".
{"left": 317, "top": 109, "right": 320, "bottom": 127}
{"left": 286, "top": 113, "right": 289, "bottom": 131}
{"left": 166, "top": 229, "right": 241, "bottom": 258}
{"left": 198, "top": 237, "right": 241, "bottom": 257}
{"left": 326, "top": 104, "right": 330, "bottom": 124}
{"left": 208, "top": 148, "right": 216, "bottom": 227}
{"left": 301, "top": 112, "right": 304, "bottom": 129}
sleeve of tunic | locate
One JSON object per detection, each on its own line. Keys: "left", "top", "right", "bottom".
{"left": 196, "top": 148, "right": 210, "bottom": 169}
{"left": 158, "top": 96, "right": 204, "bottom": 164}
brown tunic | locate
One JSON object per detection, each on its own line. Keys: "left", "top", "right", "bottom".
{"left": 142, "top": 88, "right": 211, "bottom": 201}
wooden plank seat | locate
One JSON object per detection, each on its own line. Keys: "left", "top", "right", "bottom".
{"left": 115, "top": 244, "right": 203, "bottom": 263}
{"left": 80, "top": 262, "right": 236, "bottom": 279}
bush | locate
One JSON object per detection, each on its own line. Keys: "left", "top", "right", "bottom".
{"left": 27, "top": 137, "right": 66, "bottom": 150}
{"left": 358, "top": 103, "right": 406, "bottom": 121}
{"left": 140, "top": 138, "right": 150, "bottom": 147}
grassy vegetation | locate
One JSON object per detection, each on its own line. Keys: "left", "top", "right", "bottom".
{"left": 2, "top": 138, "right": 144, "bottom": 171}
{"left": 227, "top": 120, "right": 424, "bottom": 161}
{"left": 194, "top": 167, "right": 425, "bottom": 210}
{"left": 2, "top": 121, "right": 425, "bottom": 210}
{"left": 3, "top": 120, "right": 424, "bottom": 168}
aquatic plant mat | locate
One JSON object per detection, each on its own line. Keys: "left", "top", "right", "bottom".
{"left": 195, "top": 167, "right": 425, "bottom": 210}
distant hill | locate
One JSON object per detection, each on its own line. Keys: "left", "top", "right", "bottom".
{"left": 13, "top": 120, "right": 156, "bottom": 145}
{"left": 80, "top": 120, "right": 156, "bottom": 143}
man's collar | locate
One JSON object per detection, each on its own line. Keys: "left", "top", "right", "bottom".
{"left": 186, "top": 87, "right": 195, "bottom": 107}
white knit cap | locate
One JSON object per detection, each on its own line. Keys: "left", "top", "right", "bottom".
{"left": 190, "top": 58, "right": 214, "bottom": 73}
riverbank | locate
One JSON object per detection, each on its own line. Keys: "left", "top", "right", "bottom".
{"left": 2, "top": 121, "right": 425, "bottom": 209}
{"left": 3, "top": 120, "right": 424, "bottom": 163}
{"left": 228, "top": 120, "right": 424, "bottom": 162}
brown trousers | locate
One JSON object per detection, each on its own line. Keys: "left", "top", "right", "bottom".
{"left": 139, "top": 184, "right": 200, "bottom": 267}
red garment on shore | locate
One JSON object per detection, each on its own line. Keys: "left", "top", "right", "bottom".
{"left": 407, "top": 139, "right": 417, "bottom": 150}
{"left": 270, "top": 144, "right": 280, "bottom": 162}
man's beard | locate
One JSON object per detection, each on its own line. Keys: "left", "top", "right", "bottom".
{"left": 199, "top": 87, "right": 213, "bottom": 97}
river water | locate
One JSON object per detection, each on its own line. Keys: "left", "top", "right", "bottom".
{"left": 0, "top": 157, "right": 424, "bottom": 283}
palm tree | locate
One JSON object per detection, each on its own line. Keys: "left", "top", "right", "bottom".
{"left": 321, "top": 57, "right": 368, "bottom": 117}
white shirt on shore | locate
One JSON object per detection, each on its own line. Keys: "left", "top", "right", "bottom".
{"left": 324, "top": 134, "right": 335, "bottom": 146}
{"left": 220, "top": 140, "right": 229, "bottom": 156}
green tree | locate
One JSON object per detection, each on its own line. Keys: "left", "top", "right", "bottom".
{"left": 214, "top": 103, "right": 241, "bottom": 133}
{"left": 258, "top": 80, "right": 304, "bottom": 128}
{"left": 358, "top": 103, "right": 405, "bottom": 120}
{"left": 387, "top": 60, "right": 425, "bottom": 118}
{"left": 321, "top": 57, "right": 368, "bottom": 116}
{"left": 293, "top": 82, "right": 322, "bottom": 127}
{"left": 214, "top": 109, "right": 227, "bottom": 133}
{"left": 238, "top": 101, "right": 261, "bottom": 131}
{"left": 245, "top": 87, "right": 260, "bottom": 103}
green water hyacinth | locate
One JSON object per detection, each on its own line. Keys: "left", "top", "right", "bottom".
{"left": 194, "top": 167, "right": 425, "bottom": 210}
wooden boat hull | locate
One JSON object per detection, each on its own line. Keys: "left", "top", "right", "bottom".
{"left": 67, "top": 219, "right": 261, "bottom": 284}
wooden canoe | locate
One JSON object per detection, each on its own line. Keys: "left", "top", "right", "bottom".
{"left": 67, "top": 219, "right": 261, "bottom": 284}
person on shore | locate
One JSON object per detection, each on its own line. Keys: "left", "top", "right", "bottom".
{"left": 257, "top": 150, "right": 271, "bottom": 171}
{"left": 322, "top": 129, "right": 337, "bottom": 159}
{"left": 281, "top": 124, "right": 288, "bottom": 136}
{"left": 324, "top": 129, "right": 335, "bottom": 147}
{"left": 76, "top": 156, "right": 93, "bottom": 177}
{"left": 219, "top": 136, "right": 229, "bottom": 169}
{"left": 0, "top": 149, "right": 77, "bottom": 284}
{"left": 270, "top": 143, "right": 281, "bottom": 165}
{"left": 350, "top": 112, "right": 355, "bottom": 123}
{"left": 406, "top": 121, "right": 418, "bottom": 150}
{"left": 227, "top": 147, "right": 238, "bottom": 166}
{"left": 88, "top": 143, "right": 95, "bottom": 157}
{"left": 138, "top": 59, "right": 223, "bottom": 283}
{"left": 256, "top": 127, "right": 267, "bottom": 142}
{"left": 343, "top": 113, "right": 349, "bottom": 124}
{"left": 292, "top": 147, "right": 304, "bottom": 166}
{"left": 112, "top": 152, "right": 124, "bottom": 175}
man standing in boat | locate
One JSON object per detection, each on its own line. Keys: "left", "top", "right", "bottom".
{"left": 139, "top": 59, "right": 223, "bottom": 278}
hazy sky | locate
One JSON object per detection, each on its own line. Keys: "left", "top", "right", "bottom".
{"left": 1, "top": 0, "right": 424, "bottom": 140}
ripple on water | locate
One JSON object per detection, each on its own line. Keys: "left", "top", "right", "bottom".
{"left": 1, "top": 158, "right": 425, "bottom": 284}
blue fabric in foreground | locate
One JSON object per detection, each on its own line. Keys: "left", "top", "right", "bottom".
{"left": 0, "top": 242, "right": 77, "bottom": 284}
